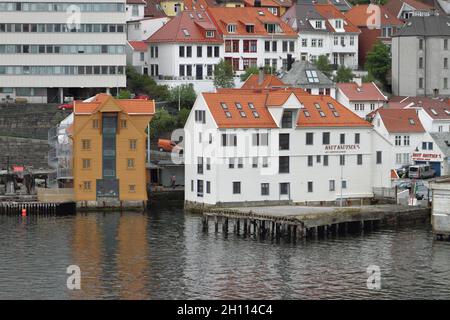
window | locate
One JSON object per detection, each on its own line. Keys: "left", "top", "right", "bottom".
{"left": 246, "top": 24, "right": 254, "bottom": 33}
{"left": 329, "top": 180, "right": 335, "bottom": 191}
{"left": 419, "top": 39, "right": 423, "bottom": 50}
{"left": 191, "top": 180, "right": 194, "bottom": 192}
{"left": 419, "top": 78, "right": 424, "bottom": 89}
{"left": 311, "top": 39, "right": 317, "bottom": 47}
{"left": 195, "top": 110, "right": 206, "bottom": 124}
{"left": 342, "top": 180, "right": 347, "bottom": 189}
{"left": 323, "top": 155, "right": 328, "bottom": 166}
{"left": 315, "top": 20, "right": 322, "bottom": 29}
{"left": 306, "top": 132, "right": 314, "bottom": 145}
{"left": 83, "top": 181, "right": 91, "bottom": 191}
{"left": 307, "top": 155, "right": 313, "bottom": 167}
{"left": 261, "top": 183, "right": 269, "bottom": 196}
{"left": 316, "top": 155, "right": 321, "bottom": 163}
{"left": 206, "top": 181, "right": 211, "bottom": 194}
{"left": 280, "top": 183, "right": 289, "bottom": 195}
{"left": 279, "top": 133, "right": 289, "bottom": 150}
{"left": 82, "top": 159, "right": 91, "bottom": 169}
{"left": 307, "top": 181, "right": 313, "bottom": 193}
{"left": 403, "top": 135, "right": 410, "bottom": 146}
{"left": 197, "top": 180, "right": 203, "bottom": 197}
{"left": 221, "top": 134, "right": 237, "bottom": 146}
{"left": 302, "top": 38, "right": 307, "bottom": 47}
{"left": 445, "top": 78, "right": 448, "bottom": 89}
{"left": 206, "top": 31, "right": 214, "bottom": 38}
{"left": 262, "top": 157, "right": 269, "bottom": 168}
{"left": 335, "top": 19, "right": 342, "bottom": 29}
{"left": 179, "top": 46, "right": 184, "bottom": 57}
{"left": 355, "top": 133, "right": 360, "bottom": 144}
{"left": 419, "top": 57, "right": 423, "bottom": 69}
{"left": 281, "top": 111, "right": 293, "bottom": 128}
{"left": 129, "top": 184, "right": 136, "bottom": 193}
{"left": 376, "top": 151, "right": 382, "bottom": 164}
{"left": 129, "top": 139, "right": 137, "bottom": 150}
{"left": 92, "top": 119, "right": 99, "bottom": 129}
{"left": 186, "top": 46, "right": 192, "bottom": 58}
{"left": 82, "top": 139, "right": 91, "bottom": 150}
{"left": 229, "top": 158, "right": 235, "bottom": 169}
{"left": 322, "top": 132, "right": 330, "bottom": 145}
{"left": 340, "top": 133, "right": 345, "bottom": 145}
{"left": 227, "top": 24, "right": 236, "bottom": 33}
{"left": 357, "top": 154, "right": 363, "bottom": 165}
{"left": 237, "top": 157, "right": 243, "bottom": 169}
{"left": 197, "top": 46, "right": 202, "bottom": 57}
{"left": 445, "top": 39, "right": 448, "bottom": 50}
{"left": 340, "top": 155, "right": 345, "bottom": 166}
{"left": 445, "top": 58, "right": 448, "bottom": 69}
{"left": 252, "top": 157, "right": 258, "bottom": 168}
{"left": 233, "top": 181, "right": 241, "bottom": 194}
{"left": 252, "top": 133, "right": 268, "bottom": 146}
{"left": 279, "top": 156, "right": 289, "bottom": 173}
{"left": 395, "top": 135, "right": 401, "bottom": 146}
{"left": 120, "top": 119, "right": 127, "bottom": 128}
{"left": 127, "top": 158, "right": 135, "bottom": 169}
{"left": 197, "top": 157, "right": 203, "bottom": 174}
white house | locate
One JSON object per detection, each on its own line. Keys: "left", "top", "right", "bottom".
{"left": 0, "top": 0, "right": 127, "bottom": 103}
{"left": 411, "top": 132, "right": 450, "bottom": 176}
{"left": 184, "top": 88, "right": 392, "bottom": 206}
{"left": 146, "top": 10, "right": 223, "bottom": 93}
{"left": 336, "top": 81, "right": 387, "bottom": 118}
{"left": 126, "top": 0, "right": 146, "bottom": 22}
{"left": 207, "top": 6, "right": 298, "bottom": 74}
{"left": 127, "top": 17, "right": 170, "bottom": 41}
{"left": 372, "top": 108, "right": 427, "bottom": 170}
{"left": 126, "top": 41, "right": 149, "bottom": 75}
{"left": 282, "top": 1, "right": 360, "bottom": 69}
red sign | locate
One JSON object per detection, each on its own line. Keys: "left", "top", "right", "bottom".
{"left": 411, "top": 152, "right": 442, "bottom": 162}
{"left": 13, "top": 166, "right": 24, "bottom": 172}
{"left": 324, "top": 144, "right": 361, "bottom": 154}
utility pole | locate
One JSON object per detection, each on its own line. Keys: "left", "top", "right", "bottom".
{"left": 178, "top": 86, "right": 181, "bottom": 111}
{"left": 340, "top": 165, "right": 343, "bottom": 207}
{"left": 147, "top": 123, "right": 150, "bottom": 164}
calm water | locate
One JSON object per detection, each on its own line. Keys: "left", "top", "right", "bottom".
{"left": 0, "top": 205, "right": 449, "bottom": 300}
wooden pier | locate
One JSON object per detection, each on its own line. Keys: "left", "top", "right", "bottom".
{"left": 0, "top": 201, "right": 76, "bottom": 216}
{"left": 201, "top": 204, "right": 431, "bottom": 241}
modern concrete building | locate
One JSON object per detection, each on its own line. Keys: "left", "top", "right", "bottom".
{"left": 391, "top": 15, "right": 450, "bottom": 97}
{"left": 184, "top": 87, "right": 393, "bottom": 207}
{"left": 0, "top": 0, "right": 127, "bottom": 103}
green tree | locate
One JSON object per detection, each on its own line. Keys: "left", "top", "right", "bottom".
{"left": 118, "top": 89, "right": 131, "bottom": 99}
{"left": 362, "top": 73, "right": 375, "bottom": 83}
{"left": 334, "top": 66, "right": 354, "bottom": 83}
{"left": 213, "top": 59, "right": 234, "bottom": 88}
{"left": 365, "top": 41, "right": 391, "bottom": 86}
{"left": 126, "top": 66, "right": 170, "bottom": 101}
{"left": 169, "top": 84, "right": 197, "bottom": 109}
{"left": 240, "top": 66, "right": 259, "bottom": 82}
{"left": 177, "top": 108, "right": 191, "bottom": 127}
{"left": 149, "top": 109, "right": 177, "bottom": 139}
{"left": 315, "top": 55, "right": 333, "bottom": 78}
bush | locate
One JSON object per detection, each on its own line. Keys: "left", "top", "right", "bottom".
{"left": 169, "top": 84, "right": 197, "bottom": 109}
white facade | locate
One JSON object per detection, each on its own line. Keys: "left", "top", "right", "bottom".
{"left": 0, "top": 0, "right": 127, "bottom": 103}
{"left": 184, "top": 93, "right": 392, "bottom": 206}
{"left": 125, "top": 2, "right": 145, "bottom": 22}
{"left": 127, "top": 17, "right": 169, "bottom": 41}
{"left": 416, "top": 108, "right": 450, "bottom": 133}
{"left": 125, "top": 43, "right": 149, "bottom": 75}
{"left": 336, "top": 93, "right": 385, "bottom": 118}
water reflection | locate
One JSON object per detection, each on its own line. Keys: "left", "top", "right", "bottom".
{"left": 0, "top": 209, "right": 449, "bottom": 299}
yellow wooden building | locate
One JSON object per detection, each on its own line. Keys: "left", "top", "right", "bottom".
{"left": 72, "top": 94, "right": 154, "bottom": 205}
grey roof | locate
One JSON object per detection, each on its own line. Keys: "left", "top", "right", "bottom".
{"left": 280, "top": 61, "right": 335, "bottom": 88}
{"left": 283, "top": 3, "right": 326, "bottom": 32}
{"left": 393, "top": 15, "right": 450, "bottom": 37}
{"left": 316, "top": 0, "right": 352, "bottom": 12}
{"left": 430, "top": 132, "right": 450, "bottom": 157}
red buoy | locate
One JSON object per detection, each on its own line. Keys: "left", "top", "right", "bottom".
{"left": 21, "top": 208, "right": 27, "bottom": 217}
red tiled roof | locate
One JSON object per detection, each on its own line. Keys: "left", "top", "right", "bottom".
{"left": 314, "top": 4, "right": 361, "bottom": 33}
{"left": 241, "top": 74, "right": 287, "bottom": 89}
{"left": 337, "top": 82, "right": 387, "bottom": 102}
{"left": 207, "top": 7, "right": 297, "bottom": 37}
{"left": 397, "top": 96, "right": 450, "bottom": 120}
{"left": 377, "top": 108, "right": 425, "bottom": 133}
{"left": 345, "top": 4, "right": 404, "bottom": 27}
{"left": 74, "top": 94, "right": 155, "bottom": 115}
{"left": 203, "top": 88, "right": 371, "bottom": 128}
{"left": 128, "top": 41, "right": 148, "bottom": 52}
{"left": 147, "top": 10, "right": 222, "bottom": 43}
{"left": 184, "top": 0, "right": 210, "bottom": 10}
{"left": 143, "top": 0, "right": 167, "bottom": 17}
{"left": 243, "top": 0, "right": 281, "bottom": 8}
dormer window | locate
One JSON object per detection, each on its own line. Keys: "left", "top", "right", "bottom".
{"left": 206, "top": 30, "right": 214, "bottom": 38}
{"left": 335, "top": 19, "right": 342, "bottom": 29}
{"left": 227, "top": 24, "right": 236, "bottom": 33}
{"left": 182, "top": 28, "right": 190, "bottom": 37}
{"left": 245, "top": 24, "right": 255, "bottom": 33}
{"left": 268, "top": 7, "right": 278, "bottom": 16}
{"left": 264, "top": 23, "right": 281, "bottom": 34}
{"left": 315, "top": 20, "right": 323, "bottom": 29}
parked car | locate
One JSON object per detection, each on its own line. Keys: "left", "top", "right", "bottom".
{"left": 58, "top": 103, "right": 73, "bottom": 111}
{"left": 409, "top": 164, "right": 435, "bottom": 179}
{"left": 158, "top": 139, "right": 183, "bottom": 154}
{"left": 134, "top": 94, "right": 149, "bottom": 100}
{"left": 396, "top": 165, "right": 411, "bottom": 178}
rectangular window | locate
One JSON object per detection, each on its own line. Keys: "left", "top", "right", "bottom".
{"left": 329, "top": 180, "right": 335, "bottom": 191}
{"left": 129, "top": 139, "right": 137, "bottom": 150}
{"left": 228, "top": 158, "right": 235, "bottom": 169}
{"left": 307, "top": 181, "right": 313, "bottom": 193}
{"left": 82, "top": 139, "right": 91, "bottom": 150}
{"left": 252, "top": 133, "right": 268, "bottom": 146}
{"left": 206, "top": 158, "right": 211, "bottom": 170}
{"left": 83, "top": 181, "right": 91, "bottom": 191}
{"left": 262, "top": 157, "right": 269, "bottom": 168}
{"left": 233, "top": 181, "right": 241, "bottom": 194}
{"left": 92, "top": 119, "right": 99, "bottom": 129}
{"left": 279, "top": 156, "right": 289, "bottom": 173}
{"left": 281, "top": 111, "right": 293, "bottom": 128}
{"left": 237, "top": 157, "right": 243, "bottom": 169}
{"left": 340, "top": 133, "right": 345, "bottom": 144}
{"left": 355, "top": 133, "right": 360, "bottom": 144}
{"left": 280, "top": 183, "right": 289, "bottom": 195}
{"left": 342, "top": 180, "right": 347, "bottom": 189}
{"left": 404, "top": 135, "right": 410, "bottom": 146}
{"left": 197, "top": 157, "right": 203, "bottom": 174}
{"left": 322, "top": 132, "right": 330, "bottom": 145}
{"left": 82, "top": 158, "right": 91, "bottom": 169}
{"left": 197, "top": 180, "right": 204, "bottom": 197}
{"left": 129, "top": 184, "right": 136, "bottom": 193}
{"left": 306, "top": 132, "right": 314, "bottom": 145}
{"left": 279, "top": 133, "right": 289, "bottom": 150}
{"left": 323, "top": 155, "right": 328, "bottom": 166}
{"left": 206, "top": 181, "right": 211, "bottom": 194}
{"left": 120, "top": 119, "right": 127, "bottom": 128}
{"left": 395, "top": 135, "right": 401, "bottom": 146}
{"left": 376, "top": 151, "right": 382, "bottom": 164}
{"left": 127, "top": 158, "right": 135, "bottom": 169}
{"left": 221, "top": 134, "right": 237, "bottom": 146}
{"left": 197, "top": 46, "right": 202, "bottom": 58}
{"left": 307, "top": 155, "right": 313, "bottom": 167}
{"left": 340, "top": 155, "right": 345, "bottom": 166}
{"left": 252, "top": 157, "right": 258, "bottom": 168}
{"left": 261, "top": 183, "right": 269, "bottom": 196}
{"left": 179, "top": 46, "right": 184, "bottom": 57}
{"left": 357, "top": 154, "right": 363, "bottom": 165}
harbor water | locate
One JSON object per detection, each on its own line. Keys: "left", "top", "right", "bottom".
{"left": 0, "top": 205, "right": 449, "bottom": 299}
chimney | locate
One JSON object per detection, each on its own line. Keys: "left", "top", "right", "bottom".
{"left": 258, "top": 67, "right": 264, "bottom": 85}
{"left": 354, "top": 77, "right": 362, "bottom": 87}
{"left": 255, "top": 0, "right": 261, "bottom": 7}
{"left": 287, "top": 54, "right": 293, "bottom": 71}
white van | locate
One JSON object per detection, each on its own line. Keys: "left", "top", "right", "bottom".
{"left": 409, "top": 164, "right": 435, "bottom": 179}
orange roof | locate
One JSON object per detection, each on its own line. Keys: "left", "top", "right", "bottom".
{"left": 383, "top": 0, "right": 432, "bottom": 19}
{"left": 315, "top": 4, "right": 360, "bottom": 33}
{"left": 147, "top": 10, "right": 222, "bottom": 43}
{"left": 74, "top": 94, "right": 155, "bottom": 115}
{"left": 377, "top": 108, "right": 425, "bottom": 133}
{"left": 203, "top": 88, "right": 371, "bottom": 128}
{"left": 207, "top": 7, "right": 297, "bottom": 37}
{"left": 241, "top": 74, "right": 287, "bottom": 89}
{"left": 337, "top": 82, "right": 387, "bottom": 101}
{"left": 243, "top": 0, "right": 280, "bottom": 8}
{"left": 345, "top": 4, "right": 404, "bottom": 27}
{"left": 128, "top": 41, "right": 148, "bottom": 52}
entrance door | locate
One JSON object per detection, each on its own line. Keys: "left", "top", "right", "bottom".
{"left": 196, "top": 65, "right": 203, "bottom": 80}
{"left": 143, "top": 67, "right": 148, "bottom": 75}
{"left": 431, "top": 162, "right": 441, "bottom": 176}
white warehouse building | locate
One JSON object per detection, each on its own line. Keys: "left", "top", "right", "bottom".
{"left": 0, "top": 0, "right": 127, "bottom": 103}
{"left": 184, "top": 88, "right": 393, "bottom": 207}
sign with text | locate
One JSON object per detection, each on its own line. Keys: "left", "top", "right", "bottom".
{"left": 324, "top": 144, "right": 361, "bottom": 154}
{"left": 412, "top": 152, "right": 443, "bottom": 162}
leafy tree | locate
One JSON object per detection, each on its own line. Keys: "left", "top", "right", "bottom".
{"left": 149, "top": 109, "right": 177, "bottom": 139}
{"left": 240, "top": 66, "right": 260, "bottom": 82}
{"left": 177, "top": 108, "right": 191, "bottom": 127}
{"left": 213, "top": 59, "right": 234, "bottom": 88}
{"left": 126, "top": 66, "right": 170, "bottom": 101}
{"left": 334, "top": 66, "right": 355, "bottom": 83}
{"left": 365, "top": 41, "right": 391, "bottom": 87}
{"left": 362, "top": 73, "right": 376, "bottom": 83}
{"left": 118, "top": 89, "right": 131, "bottom": 99}
{"left": 169, "top": 84, "right": 197, "bottom": 109}
{"left": 315, "top": 55, "right": 333, "bottom": 78}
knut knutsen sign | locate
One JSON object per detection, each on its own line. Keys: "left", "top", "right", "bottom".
{"left": 412, "top": 152, "right": 443, "bottom": 162}
{"left": 324, "top": 144, "right": 361, "bottom": 154}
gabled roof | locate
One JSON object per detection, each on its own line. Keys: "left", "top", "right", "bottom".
{"left": 241, "top": 74, "right": 287, "bottom": 89}
{"left": 207, "top": 7, "right": 297, "bottom": 37}
{"left": 202, "top": 88, "right": 371, "bottom": 128}
{"left": 384, "top": 0, "right": 432, "bottom": 18}
{"left": 74, "top": 94, "right": 155, "bottom": 115}
{"left": 128, "top": 41, "right": 148, "bottom": 52}
{"left": 143, "top": 0, "right": 167, "bottom": 17}
{"left": 242, "top": 0, "right": 292, "bottom": 8}
{"left": 316, "top": 0, "right": 352, "bottom": 12}
{"left": 398, "top": 96, "right": 450, "bottom": 120}
{"left": 376, "top": 108, "right": 425, "bottom": 133}
{"left": 337, "top": 82, "right": 387, "bottom": 102}
{"left": 146, "top": 10, "right": 222, "bottom": 43}
{"left": 393, "top": 15, "right": 450, "bottom": 37}
{"left": 281, "top": 60, "right": 335, "bottom": 88}
{"left": 345, "top": 4, "right": 404, "bottom": 27}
